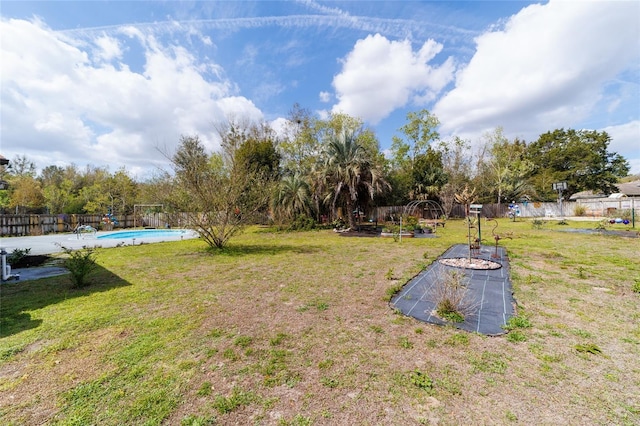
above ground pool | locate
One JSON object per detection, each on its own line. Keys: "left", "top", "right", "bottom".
{"left": 97, "top": 229, "right": 194, "bottom": 240}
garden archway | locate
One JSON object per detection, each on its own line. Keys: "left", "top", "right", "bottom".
{"left": 398, "top": 200, "right": 445, "bottom": 241}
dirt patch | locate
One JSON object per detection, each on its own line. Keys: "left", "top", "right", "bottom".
{"left": 3, "top": 223, "right": 639, "bottom": 425}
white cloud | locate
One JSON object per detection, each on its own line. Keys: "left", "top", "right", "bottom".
{"left": 604, "top": 120, "right": 640, "bottom": 174}
{"left": 94, "top": 35, "right": 123, "bottom": 62}
{"left": 201, "top": 35, "right": 213, "bottom": 46}
{"left": 3, "top": 2, "right": 636, "bottom": 178}
{"left": 0, "top": 18, "right": 264, "bottom": 176}
{"left": 269, "top": 117, "right": 289, "bottom": 139}
{"left": 626, "top": 159, "right": 640, "bottom": 177}
{"left": 316, "top": 109, "right": 330, "bottom": 120}
{"left": 433, "top": 0, "right": 640, "bottom": 138}
{"left": 331, "top": 34, "right": 455, "bottom": 124}
{"left": 217, "top": 97, "right": 263, "bottom": 123}
{"left": 319, "top": 91, "right": 331, "bottom": 103}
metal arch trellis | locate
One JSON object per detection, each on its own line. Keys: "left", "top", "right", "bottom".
{"left": 398, "top": 200, "right": 445, "bottom": 242}
{"left": 403, "top": 200, "right": 445, "bottom": 219}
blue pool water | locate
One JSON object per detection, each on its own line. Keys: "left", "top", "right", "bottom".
{"left": 97, "top": 229, "right": 193, "bottom": 240}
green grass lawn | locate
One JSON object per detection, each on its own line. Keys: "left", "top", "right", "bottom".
{"left": 1, "top": 219, "right": 639, "bottom": 425}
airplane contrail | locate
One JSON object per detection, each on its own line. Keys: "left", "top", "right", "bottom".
{"left": 58, "top": 14, "right": 476, "bottom": 44}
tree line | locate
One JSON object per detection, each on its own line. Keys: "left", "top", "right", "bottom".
{"left": 0, "top": 104, "right": 630, "bottom": 245}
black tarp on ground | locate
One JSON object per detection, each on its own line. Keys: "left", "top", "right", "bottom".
{"left": 390, "top": 244, "right": 515, "bottom": 335}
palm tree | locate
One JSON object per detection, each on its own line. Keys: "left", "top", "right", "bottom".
{"left": 322, "top": 130, "right": 389, "bottom": 229}
{"left": 271, "top": 174, "right": 312, "bottom": 222}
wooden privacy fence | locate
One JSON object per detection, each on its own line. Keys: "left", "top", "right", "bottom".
{"left": 2, "top": 200, "right": 637, "bottom": 236}
{"left": 0, "top": 213, "right": 188, "bottom": 237}
{"left": 1, "top": 214, "right": 101, "bottom": 237}
{"left": 374, "top": 204, "right": 509, "bottom": 221}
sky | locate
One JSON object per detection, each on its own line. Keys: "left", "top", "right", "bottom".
{"left": 1, "top": 0, "right": 639, "bottom": 180}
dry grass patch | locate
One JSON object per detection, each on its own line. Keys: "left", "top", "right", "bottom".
{"left": 1, "top": 220, "right": 639, "bottom": 425}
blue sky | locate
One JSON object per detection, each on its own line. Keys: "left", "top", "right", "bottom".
{"left": 1, "top": 0, "right": 639, "bottom": 178}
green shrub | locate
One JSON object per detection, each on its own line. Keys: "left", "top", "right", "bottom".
{"left": 409, "top": 370, "right": 433, "bottom": 391}
{"left": 436, "top": 299, "right": 456, "bottom": 317}
{"left": 439, "top": 309, "right": 464, "bottom": 323}
{"left": 434, "top": 271, "right": 473, "bottom": 323}
{"left": 382, "top": 224, "right": 400, "bottom": 234}
{"left": 288, "top": 215, "right": 317, "bottom": 231}
{"left": 632, "top": 279, "right": 640, "bottom": 294}
{"left": 399, "top": 336, "right": 413, "bottom": 349}
{"left": 503, "top": 314, "right": 531, "bottom": 341}
{"left": 573, "top": 205, "right": 587, "bottom": 216}
{"left": 6, "top": 248, "right": 31, "bottom": 266}
{"left": 503, "top": 315, "right": 531, "bottom": 331}
{"left": 385, "top": 268, "right": 394, "bottom": 280}
{"left": 531, "top": 218, "right": 545, "bottom": 230}
{"left": 329, "top": 218, "right": 346, "bottom": 230}
{"left": 403, "top": 215, "right": 419, "bottom": 229}
{"left": 59, "top": 245, "right": 98, "bottom": 288}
